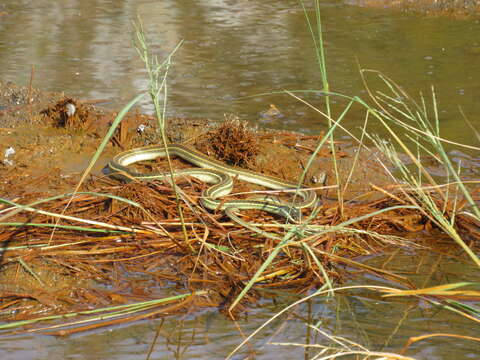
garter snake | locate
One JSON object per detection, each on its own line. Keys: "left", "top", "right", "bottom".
{"left": 106, "top": 143, "right": 320, "bottom": 236}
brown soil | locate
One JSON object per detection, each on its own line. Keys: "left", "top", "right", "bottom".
{"left": 351, "top": 0, "right": 480, "bottom": 18}
{"left": 0, "top": 80, "right": 395, "bottom": 202}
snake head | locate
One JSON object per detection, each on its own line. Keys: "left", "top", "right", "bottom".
{"left": 277, "top": 206, "right": 301, "bottom": 222}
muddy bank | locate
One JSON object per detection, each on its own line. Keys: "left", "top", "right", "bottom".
{"left": 0, "top": 80, "right": 396, "bottom": 201}
{"left": 349, "top": 0, "right": 480, "bottom": 18}
{"left": 0, "top": 81, "right": 478, "bottom": 335}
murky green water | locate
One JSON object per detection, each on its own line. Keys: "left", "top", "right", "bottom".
{"left": 1, "top": 0, "right": 479, "bottom": 143}
{"left": 1, "top": 1, "right": 479, "bottom": 359}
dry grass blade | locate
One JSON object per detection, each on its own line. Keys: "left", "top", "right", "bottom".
{"left": 381, "top": 282, "right": 480, "bottom": 299}
{"left": 401, "top": 333, "right": 480, "bottom": 356}
{"left": 0, "top": 291, "right": 204, "bottom": 335}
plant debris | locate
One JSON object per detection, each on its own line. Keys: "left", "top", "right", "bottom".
{"left": 196, "top": 115, "right": 260, "bottom": 167}
{"left": 0, "top": 81, "right": 479, "bottom": 335}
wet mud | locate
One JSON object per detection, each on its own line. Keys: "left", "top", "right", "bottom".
{"left": 0, "top": 81, "right": 478, "bottom": 334}
{"left": 350, "top": 0, "right": 480, "bottom": 18}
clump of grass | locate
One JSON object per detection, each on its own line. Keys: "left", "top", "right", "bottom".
{"left": 361, "top": 70, "right": 480, "bottom": 266}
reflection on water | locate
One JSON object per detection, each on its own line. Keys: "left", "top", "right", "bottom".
{"left": 0, "top": 0, "right": 479, "bottom": 143}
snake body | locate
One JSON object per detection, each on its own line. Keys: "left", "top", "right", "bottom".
{"left": 106, "top": 143, "right": 319, "bottom": 234}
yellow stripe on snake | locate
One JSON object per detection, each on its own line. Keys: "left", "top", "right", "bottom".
{"left": 106, "top": 143, "right": 320, "bottom": 238}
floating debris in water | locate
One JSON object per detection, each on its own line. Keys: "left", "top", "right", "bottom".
{"left": 259, "top": 104, "right": 284, "bottom": 120}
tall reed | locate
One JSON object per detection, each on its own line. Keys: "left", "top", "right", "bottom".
{"left": 132, "top": 18, "right": 193, "bottom": 250}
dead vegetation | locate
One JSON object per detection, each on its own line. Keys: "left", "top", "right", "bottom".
{"left": 0, "top": 82, "right": 479, "bottom": 336}
{"left": 1, "top": 167, "right": 478, "bottom": 335}
{"left": 1, "top": 130, "right": 479, "bottom": 334}
{"left": 195, "top": 115, "right": 260, "bottom": 167}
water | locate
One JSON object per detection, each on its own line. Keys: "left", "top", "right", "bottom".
{"left": 1, "top": 1, "right": 479, "bottom": 358}
{"left": 1, "top": 0, "right": 479, "bottom": 143}
{"left": 1, "top": 250, "right": 479, "bottom": 359}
